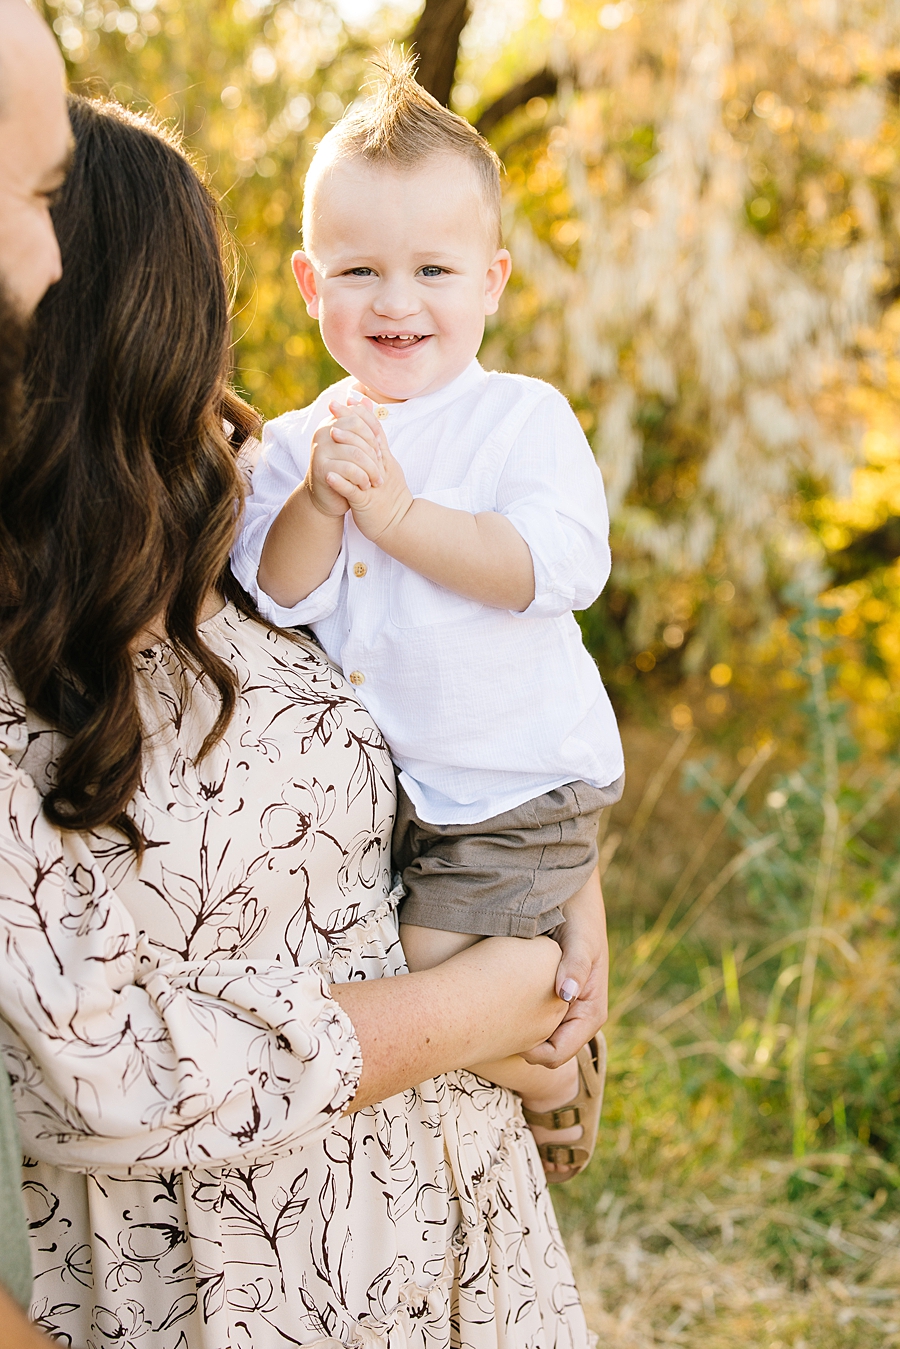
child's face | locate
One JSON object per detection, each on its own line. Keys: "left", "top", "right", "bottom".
{"left": 293, "top": 154, "right": 511, "bottom": 403}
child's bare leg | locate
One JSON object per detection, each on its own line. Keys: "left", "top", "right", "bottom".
{"left": 399, "top": 923, "right": 481, "bottom": 971}
{"left": 469, "top": 1048, "right": 582, "bottom": 1176}
{"left": 399, "top": 922, "right": 583, "bottom": 1172}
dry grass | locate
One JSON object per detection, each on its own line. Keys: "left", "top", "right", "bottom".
{"left": 565, "top": 1152, "right": 900, "bottom": 1347}
{"left": 570, "top": 1235, "right": 900, "bottom": 1347}
{"left": 555, "top": 637, "right": 900, "bottom": 1346}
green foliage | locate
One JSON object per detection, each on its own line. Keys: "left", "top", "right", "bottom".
{"left": 475, "top": 0, "right": 900, "bottom": 696}
{"left": 555, "top": 609, "right": 900, "bottom": 1333}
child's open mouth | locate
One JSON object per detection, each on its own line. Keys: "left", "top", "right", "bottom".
{"left": 368, "top": 334, "right": 430, "bottom": 351}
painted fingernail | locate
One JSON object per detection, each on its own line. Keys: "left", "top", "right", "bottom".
{"left": 559, "top": 979, "right": 579, "bottom": 1002}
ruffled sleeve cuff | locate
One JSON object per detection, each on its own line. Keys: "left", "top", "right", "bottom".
{"left": 0, "top": 743, "right": 361, "bottom": 1178}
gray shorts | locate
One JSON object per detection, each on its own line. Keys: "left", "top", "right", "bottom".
{"left": 393, "top": 775, "right": 625, "bottom": 939}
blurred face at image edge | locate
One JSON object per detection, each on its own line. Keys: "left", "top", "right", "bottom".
{"left": 0, "top": 0, "right": 71, "bottom": 442}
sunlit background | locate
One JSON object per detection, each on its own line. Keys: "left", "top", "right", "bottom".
{"left": 43, "top": 0, "right": 900, "bottom": 1341}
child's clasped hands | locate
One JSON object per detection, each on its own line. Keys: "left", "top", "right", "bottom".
{"left": 309, "top": 393, "right": 414, "bottom": 545}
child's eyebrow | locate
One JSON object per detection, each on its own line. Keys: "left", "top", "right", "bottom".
{"left": 326, "top": 249, "right": 470, "bottom": 270}
{"left": 322, "top": 252, "right": 379, "bottom": 270}
{"left": 409, "top": 249, "right": 468, "bottom": 263}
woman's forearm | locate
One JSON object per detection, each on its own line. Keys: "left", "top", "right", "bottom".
{"left": 331, "top": 936, "right": 566, "bottom": 1112}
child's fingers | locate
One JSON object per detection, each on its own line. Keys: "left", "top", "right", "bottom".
{"left": 329, "top": 422, "right": 378, "bottom": 451}
{"left": 330, "top": 398, "right": 365, "bottom": 418}
{"left": 323, "top": 457, "right": 376, "bottom": 493}
{"left": 330, "top": 398, "right": 385, "bottom": 457}
{"left": 328, "top": 429, "right": 383, "bottom": 484}
{"left": 330, "top": 402, "right": 382, "bottom": 439}
{"left": 331, "top": 396, "right": 378, "bottom": 423}
{"left": 330, "top": 412, "right": 382, "bottom": 459}
{"left": 325, "top": 471, "right": 368, "bottom": 508}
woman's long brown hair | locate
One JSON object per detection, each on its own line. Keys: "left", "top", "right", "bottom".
{"left": 0, "top": 97, "right": 262, "bottom": 850}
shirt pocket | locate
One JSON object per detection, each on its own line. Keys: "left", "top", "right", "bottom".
{"left": 388, "top": 486, "right": 485, "bottom": 629}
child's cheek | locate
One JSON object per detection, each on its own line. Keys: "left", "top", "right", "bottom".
{"left": 319, "top": 302, "right": 357, "bottom": 370}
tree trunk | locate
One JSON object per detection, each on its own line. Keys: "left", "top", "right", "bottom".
{"left": 408, "top": 0, "right": 561, "bottom": 134}
{"left": 408, "top": 0, "right": 470, "bottom": 107}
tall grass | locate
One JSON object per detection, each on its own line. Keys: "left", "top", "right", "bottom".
{"left": 557, "top": 609, "right": 900, "bottom": 1346}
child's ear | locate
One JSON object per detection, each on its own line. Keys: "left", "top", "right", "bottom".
{"left": 292, "top": 251, "right": 320, "bottom": 318}
{"left": 484, "top": 249, "right": 512, "bottom": 316}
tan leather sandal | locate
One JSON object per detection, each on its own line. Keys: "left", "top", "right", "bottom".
{"left": 521, "top": 1033, "right": 607, "bottom": 1184}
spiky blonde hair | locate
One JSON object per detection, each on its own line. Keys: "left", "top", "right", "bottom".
{"left": 303, "top": 48, "right": 503, "bottom": 248}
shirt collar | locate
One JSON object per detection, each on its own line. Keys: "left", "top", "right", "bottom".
{"left": 366, "top": 360, "right": 488, "bottom": 425}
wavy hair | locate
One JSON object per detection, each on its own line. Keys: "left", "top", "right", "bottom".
{"left": 0, "top": 97, "right": 262, "bottom": 850}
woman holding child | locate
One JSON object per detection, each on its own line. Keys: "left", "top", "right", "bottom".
{"left": 0, "top": 74, "right": 614, "bottom": 1349}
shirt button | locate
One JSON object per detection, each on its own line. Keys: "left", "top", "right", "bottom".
{"left": 375, "top": 406, "right": 389, "bottom": 420}
{"left": 352, "top": 561, "right": 367, "bottom": 578}
{"left": 348, "top": 670, "right": 365, "bottom": 686}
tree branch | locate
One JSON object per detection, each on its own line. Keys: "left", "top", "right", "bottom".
{"left": 475, "top": 68, "right": 559, "bottom": 136}
{"left": 406, "top": 2, "right": 561, "bottom": 137}
{"left": 828, "top": 516, "right": 900, "bottom": 583}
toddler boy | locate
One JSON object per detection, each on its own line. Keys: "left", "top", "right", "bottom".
{"left": 232, "top": 56, "right": 625, "bottom": 1176}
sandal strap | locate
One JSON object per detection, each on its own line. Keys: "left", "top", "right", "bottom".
{"left": 521, "top": 1103, "right": 582, "bottom": 1130}
{"left": 538, "top": 1142, "right": 591, "bottom": 1167}
{"left": 520, "top": 1035, "right": 605, "bottom": 1130}
{"left": 577, "top": 1037, "right": 605, "bottom": 1101}
{"left": 520, "top": 1035, "right": 607, "bottom": 1182}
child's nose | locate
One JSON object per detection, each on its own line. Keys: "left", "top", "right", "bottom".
{"left": 372, "top": 279, "right": 420, "bottom": 319}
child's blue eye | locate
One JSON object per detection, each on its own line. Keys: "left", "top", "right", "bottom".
{"left": 420, "top": 266, "right": 445, "bottom": 277}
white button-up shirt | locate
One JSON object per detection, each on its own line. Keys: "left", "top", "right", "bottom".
{"left": 232, "top": 361, "right": 624, "bottom": 824}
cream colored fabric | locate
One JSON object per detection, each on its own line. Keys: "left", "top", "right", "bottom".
{"left": 0, "top": 605, "right": 591, "bottom": 1348}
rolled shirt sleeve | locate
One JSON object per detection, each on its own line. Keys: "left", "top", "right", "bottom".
{"left": 0, "top": 750, "right": 362, "bottom": 1177}
{"left": 496, "top": 389, "right": 611, "bottom": 619}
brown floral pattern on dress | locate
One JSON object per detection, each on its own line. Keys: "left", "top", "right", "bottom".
{"left": 0, "top": 605, "right": 592, "bottom": 1349}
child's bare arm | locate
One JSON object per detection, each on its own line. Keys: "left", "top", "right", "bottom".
{"left": 257, "top": 484, "right": 345, "bottom": 608}
{"left": 326, "top": 402, "right": 536, "bottom": 612}
{"left": 257, "top": 401, "right": 384, "bottom": 607}
{"left": 381, "top": 494, "right": 535, "bottom": 611}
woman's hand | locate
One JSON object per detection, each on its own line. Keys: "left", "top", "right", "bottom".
{"left": 521, "top": 867, "right": 608, "bottom": 1070}
{"left": 332, "top": 935, "right": 567, "bottom": 1113}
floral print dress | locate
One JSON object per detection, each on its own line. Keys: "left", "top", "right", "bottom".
{"left": 0, "top": 605, "right": 591, "bottom": 1349}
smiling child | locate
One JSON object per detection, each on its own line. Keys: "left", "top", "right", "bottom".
{"left": 232, "top": 54, "right": 625, "bottom": 1181}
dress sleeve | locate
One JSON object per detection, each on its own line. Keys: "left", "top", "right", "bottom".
{"left": 495, "top": 389, "right": 612, "bottom": 619}
{"left": 231, "top": 412, "right": 347, "bottom": 627}
{"left": 0, "top": 747, "right": 362, "bottom": 1178}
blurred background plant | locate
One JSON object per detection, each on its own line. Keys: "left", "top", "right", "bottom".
{"left": 41, "top": 0, "right": 900, "bottom": 1340}
{"left": 555, "top": 609, "right": 900, "bottom": 1344}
